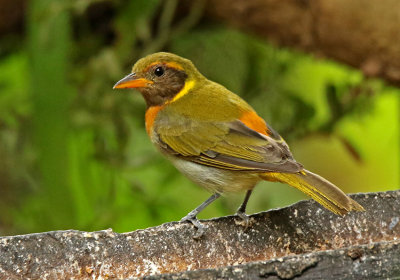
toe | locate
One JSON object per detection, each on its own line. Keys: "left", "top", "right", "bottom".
{"left": 181, "top": 216, "right": 207, "bottom": 239}
{"left": 236, "top": 211, "right": 252, "bottom": 229}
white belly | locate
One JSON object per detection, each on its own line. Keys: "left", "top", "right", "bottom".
{"left": 169, "top": 157, "right": 261, "bottom": 193}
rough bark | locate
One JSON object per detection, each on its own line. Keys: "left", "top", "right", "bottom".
{"left": 205, "top": 0, "right": 400, "bottom": 87}
{"left": 145, "top": 241, "right": 400, "bottom": 280}
{"left": 0, "top": 191, "right": 399, "bottom": 279}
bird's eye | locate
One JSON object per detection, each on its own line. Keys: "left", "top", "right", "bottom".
{"left": 154, "top": 67, "right": 164, "bottom": 77}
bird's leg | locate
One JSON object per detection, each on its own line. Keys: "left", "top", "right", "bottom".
{"left": 181, "top": 193, "right": 221, "bottom": 239}
{"left": 236, "top": 189, "right": 253, "bottom": 228}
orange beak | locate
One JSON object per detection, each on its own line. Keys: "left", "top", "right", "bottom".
{"left": 113, "top": 73, "right": 153, "bottom": 89}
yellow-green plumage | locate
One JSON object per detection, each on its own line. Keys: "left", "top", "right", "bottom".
{"left": 114, "top": 52, "right": 365, "bottom": 238}
{"left": 261, "top": 170, "right": 364, "bottom": 215}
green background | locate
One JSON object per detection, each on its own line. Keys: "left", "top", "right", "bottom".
{"left": 0, "top": 0, "right": 398, "bottom": 235}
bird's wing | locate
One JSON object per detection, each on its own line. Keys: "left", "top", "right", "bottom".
{"left": 154, "top": 109, "right": 302, "bottom": 173}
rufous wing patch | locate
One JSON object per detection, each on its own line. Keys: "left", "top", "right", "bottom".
{"left": 239, "top": 110, "right": 270, "bottom": 136}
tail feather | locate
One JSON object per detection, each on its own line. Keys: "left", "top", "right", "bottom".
{"left": 260, "top": 169, "right": 364, "bottom": 215}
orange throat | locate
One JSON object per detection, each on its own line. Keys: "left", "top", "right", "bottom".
{"left": 145, "top": 105, "right": 163, "bottom": 135}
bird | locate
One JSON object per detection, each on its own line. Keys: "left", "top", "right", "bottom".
{"left": 113, "top": 52, "right": 364, "bottom": 238}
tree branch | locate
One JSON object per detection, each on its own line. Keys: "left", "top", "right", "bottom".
{"left": 0, "top": 191, "right": 399, "bottom": 278}
{"left": 204, "top": 0, "right": 400, "bottom": 87}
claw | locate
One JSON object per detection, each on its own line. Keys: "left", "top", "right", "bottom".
{"left": 236, "top": 211, "right": 252, "bottom": 230}
{"left": 181, "top": 215, "right": 207, "bottom": 239}
{"left": 235, "top": 189, "right": 253, "bottom": 230}
{"left": 179, "top": 193, "right": 221, "bottom": 239}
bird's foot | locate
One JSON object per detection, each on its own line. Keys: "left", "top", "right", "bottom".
{"left": 235, "top": 210, "right": 253, "bottom": 230}
{"left": 180, "top": 214, "right": 206, "bottom": 239}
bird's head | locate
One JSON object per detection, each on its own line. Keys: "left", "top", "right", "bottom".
{"left": 113, "top": 52, "right": 204, "bottom": 107}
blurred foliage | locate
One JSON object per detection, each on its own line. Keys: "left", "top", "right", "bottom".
{"left": 0, "top": 0, "right": 398, "bottom": 235}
